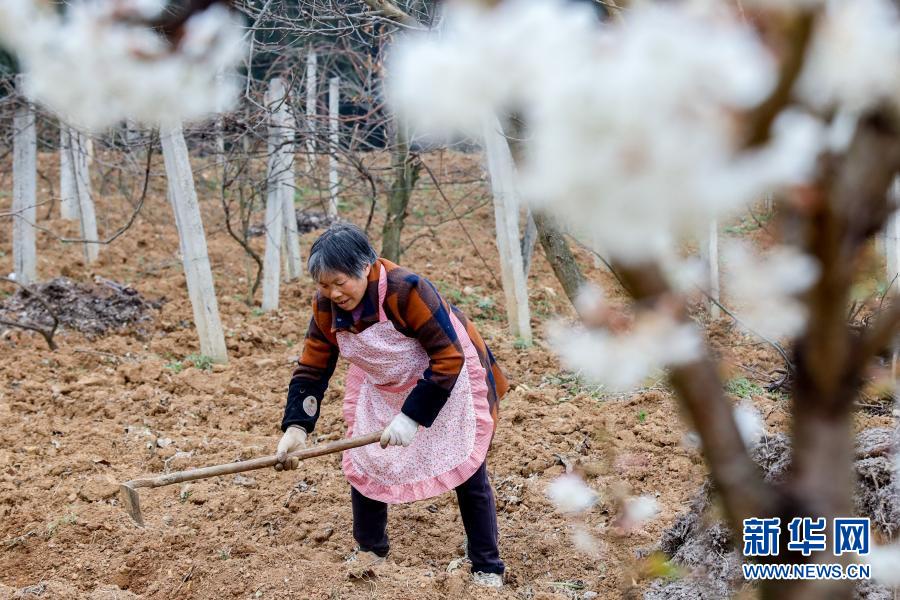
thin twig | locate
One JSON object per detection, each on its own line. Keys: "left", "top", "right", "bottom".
{"left": 0, "top": 277, "right": 59, "bottom": 350}
{"left": 418, "top": 159, "right": 503, "bottom": 290}
{"left": 700, "top": 289, "right": 794, "bottom": 372}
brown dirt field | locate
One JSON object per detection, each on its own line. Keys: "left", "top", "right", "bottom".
{"left": 0, "top": 150, "right": 890, "bottom": 599}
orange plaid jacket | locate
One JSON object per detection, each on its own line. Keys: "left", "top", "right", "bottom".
{"left": 282, "top": 258, "right": 508, "bottom": 432}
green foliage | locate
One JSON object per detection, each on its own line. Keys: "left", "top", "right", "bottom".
{"left": 541, "top": 371, "right": 605, "bottom": 401}
{"left": 476, "top": 296, "right": 495, "bottom": 311}
{"left": 725, "top": 376, "right": 764, "bottom": 399}
{"left": 251, "top": 307, "right": 265, "bottom": 317}
{"left": 46, "top": 513, "right": 77, "bottom": 536}
{"left": 637, "top": 410, "right": 647, "bottom": 423}
{"left": 642, "top": 552, "right": 683, "bottom": 580}
{"left": 167, "top": 354, "right": 214, "bottom": 372}
{"left": 432, "top": 280, "right": 502, "bottom": 321}
{"left": 293, "top": 186, "right": 316, "bottom": 205}
{"left": 165, "top": 359, "right": 184, "bottom": 374}
{"left": 724, "top": 212, "right": 772, "bottom": 235}
{"left": 532, "top": 297, "right": 555, "bottom": 318}
{"left": 186, "top": 353, "right": 214, "bottom": 372}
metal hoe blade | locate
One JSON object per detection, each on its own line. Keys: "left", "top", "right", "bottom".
{"left": 120, "top": 483, "right": 144, "bottom": 527}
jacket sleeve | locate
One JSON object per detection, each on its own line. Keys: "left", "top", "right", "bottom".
{"left": 390, "top": 275, "right": 465, "bottom": 428}
{"left": 281, "top": 313, "right": 339, "bottom": 433}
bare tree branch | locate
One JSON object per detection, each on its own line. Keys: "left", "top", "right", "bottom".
{"left": 614, "top": 262, "right": 779, "bottom": 530}
{"left": 0, "top": 277, "right": 59, "bottom": 351}
{"left": 743, "top": 11, "right": 815, "bottom": 148}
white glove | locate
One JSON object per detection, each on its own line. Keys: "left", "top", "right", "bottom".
{"left": 274, "top": 426, "right": 307, "bottom": 471}
{"left": 380, "top": 413, "right": 419, "bottom": 448}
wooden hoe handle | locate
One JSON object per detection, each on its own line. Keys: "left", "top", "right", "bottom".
{"left": 125, "top": 430, "right": 383, "bottom": 490}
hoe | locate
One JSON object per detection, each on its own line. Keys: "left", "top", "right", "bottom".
{"left": 119, "top": 430, "right": 382, "bottom": 526}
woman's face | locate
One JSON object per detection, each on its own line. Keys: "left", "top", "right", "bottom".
{"left": 317, "top": 264, "right": 371, "bottom": 311}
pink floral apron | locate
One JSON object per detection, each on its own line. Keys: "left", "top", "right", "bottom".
{"left": 338, "top": 266, "right": 494, "bottom": 504}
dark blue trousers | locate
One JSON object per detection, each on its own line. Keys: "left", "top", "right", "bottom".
{"left": 350, "top": 461, "right": 505, "bottom": 574}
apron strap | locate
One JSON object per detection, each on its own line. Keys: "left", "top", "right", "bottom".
{"left": 377, "top": 262, "right": 388, "bottom": 322}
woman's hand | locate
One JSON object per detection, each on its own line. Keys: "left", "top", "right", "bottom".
{"left": 274, "top": 425, "right": 308, "bottom": 471}
{"left": 380, "top": 413, "right": 419, "bottom": 448}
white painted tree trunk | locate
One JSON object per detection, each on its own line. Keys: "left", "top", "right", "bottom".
{"left": 328, "top": 76, "right": 340, "bottom": 217}
{"left": 262, "top": 78, "right": 288, "bottom": 311}
{"left": 305, "top": 50, "right": 317, "bottom": 159}
{"left": 214, "top": 70, "right": 226, "bottom": 174}
{"left": 84, "top": 134, "right": 95, "bottom": 168}
{"left": 59, "top": 125, "right": 79, "bottom": 221}
{"left": 482, "top": 117, "right": 532, "bottom": 344}
{"left": 125, "top": 119, "right": 141, "bottom": 146}
{"left": 159, "top": 121, "right": 228, "bottom": 363}
{"left": 700, "top": 219, "right": 720, "bottom": 319}
{"left": 521, "top": 209, "right": 538, "bottom": 277}
{"left": 73, "top": 129, "right": 99, "bottom": 263}
{"left": 281, "top": 107, "right": 302, "bottom": 281}
{"left": 12, "top": 78, "right": 37, "bottom": 285}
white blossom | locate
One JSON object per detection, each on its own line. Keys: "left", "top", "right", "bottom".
{"left": 623, "top": 495, "right": 660, "bottom": 526}
{"left": 573, "top": 283, "right": 604, "bottom": 320}
{"left": 125, "top": 0, "right": 168, "bottom": 19}
{"left": 685, "top": 403, "right": 766, "bottom": 451}
{"left": 723, "top": 242, "right": 820, "bottom": 339}
{"left": 825, "top": 111, "right": 859, "bottom": 153}
{"left": 546, "top": 473, "right": 598, "bottom": 514}
{"left": 797, "top": 0, "right": 900, "bottom": 114}
{"left": 740, "top": 0, "right": 824, "bottom": 10}
{"left": 549, "top": 314, "right": 703, "bottom": 393}
{"left": 0, "top": 0, "right": 245, "bottom": 130}
{"left": 662, "top": 255, "right": 712, "bottom": 298}
{"left": 387, "top": 0, "right": 826, "bottom": 264}
{"left": 868, "top": 543, "right": 900, "bottom": 586}
{"left": 385, "top": 0, "right": 597, "bottom": 139}
{"left": 734, "top": 402, "right": 766, "bottom": 448}
{"left": 682, "top": 431, "right": 702, "bottom": 450}
{"left": 571, "top": 524, "right": 600, "bottom": 556}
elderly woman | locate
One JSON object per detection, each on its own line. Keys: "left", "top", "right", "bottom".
{"left": 274, "top": 223, "right": 508, "bottom": 587}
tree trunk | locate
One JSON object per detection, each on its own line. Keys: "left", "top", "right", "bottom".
{"left": 381, "top": 124, "right": 420, "bottom": 263}
{"left": 305, "top": 49, "right": 317, "bottom": 159}
{"left": 521, "top": 209, "right": 538, "bottom": 277}
{"left": 532, "top": 211, "right": 585, "bottom": 305}
{"left": 160, "top": 121, "right": 229, "bottom": 363}
{"left": 13, "top": 78, "right": 37, "bottom": 285}
{"left": 504, "top": 117, "right": 586, "bottom": 307}
{"left": 59, "top": 124, "right": 79, "bottom": 221}
{"left": 262, "top": 78, "right": 287, "bottom": 311}
{"left": 74, "top": 130, "right": 99, "bottom": 264}
{"left": 760, "top": 391, "right": 855, "bottom": 600}
{"left": 699, "top": 219, "right": 720, "bottom": 318}
{"left": 327, "top": 76, "right": 340, "bottom": 217}
{"left": 483, "top": 116, "right": 533, "bottom": 344}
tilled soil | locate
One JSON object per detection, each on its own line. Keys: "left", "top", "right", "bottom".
{"left": 0, "top": 150, "right": 891, "bottom": 599}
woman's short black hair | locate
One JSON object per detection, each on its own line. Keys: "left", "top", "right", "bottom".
{"left": 307, "top": 223, "right": 378, "bottom": 280}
